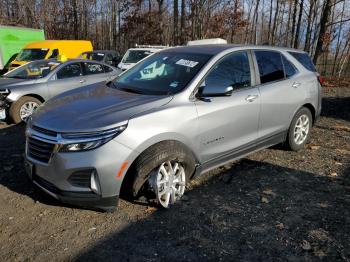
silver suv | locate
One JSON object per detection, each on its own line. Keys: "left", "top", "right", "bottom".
{"left": 25, "top": 45, "right": 322, "bottom": 211}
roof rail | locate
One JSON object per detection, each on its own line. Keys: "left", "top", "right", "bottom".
{"left": 134, "top": 44, "right": 168, "bottom": 49}
{"left": 187, "top": 38, "right": 227, "bottom": 46}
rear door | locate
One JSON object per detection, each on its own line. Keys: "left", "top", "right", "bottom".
{"left": 195, "top": 51, "right": 260, "bottom": 162}
{"left": 47, "top": 62, "right": 85, "bottom": 99}
{"left": 254, "top": 50, "right": 305, "bottom": 138}
{"left": 82, "top": 62, "right": 111, "bottom": 85}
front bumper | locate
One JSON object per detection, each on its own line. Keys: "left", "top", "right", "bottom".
{"left": 25, "top": 128, "right": 136, "bottom": 211}
{"left": 32, "top": 173, "right": 119, "bottom": 211}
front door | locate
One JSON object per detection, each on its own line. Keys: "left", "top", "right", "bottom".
{"left": 47, "top": 62, "right": 85, "bottom": 99}
{"left": 195, "top": 51, "right": 260, "bottom": 163}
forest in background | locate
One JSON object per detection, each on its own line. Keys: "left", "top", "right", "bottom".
{"left": 0, "top": 0, "right": 349, "bottom": 77}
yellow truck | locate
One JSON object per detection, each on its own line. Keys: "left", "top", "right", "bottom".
{"left": 8, "top": 40, "right": 93, "bottom": 70}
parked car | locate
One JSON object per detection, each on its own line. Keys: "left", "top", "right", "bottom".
{"left": 8, "top": 40, "right": 93, "bottom": 71}
{"left": 25, "top": 44, "right": 322, "bottom": 212}
{"left": 118, "top": 45, "right": 167, "bottom": 71}
{"left": 0, "top": 25, "right": 45, "bottom": 74}
{"left": 0, "top": 59, "right": 119, "bottom": 123}
{"left": 79, "top": 50, "right": 121, "bottom": 68}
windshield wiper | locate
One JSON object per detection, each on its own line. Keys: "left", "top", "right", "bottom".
{"left": 108, "top": 81, "right": 145, "bottom": 95}
{"left": 118, "top": 87, "right": 145, "bottom": 94}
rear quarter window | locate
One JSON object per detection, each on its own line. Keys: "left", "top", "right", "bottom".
{"left": 281, "top": 55, "right": 298, "bottom": 78}
{"left": 288, "top": 52, "right": 316, "bottom": 72}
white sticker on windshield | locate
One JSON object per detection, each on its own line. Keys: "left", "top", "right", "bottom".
{"left": 41, "top": 48, "right": 48, "bottom": 51}
{"left": 97, "top": 53, "right": 104, "bottom": 56}
{"left": 170, "top": 81, "right": 179, "bottom": 88}
{"left": 176, "top": 59, "right": 199, "bottom": 68}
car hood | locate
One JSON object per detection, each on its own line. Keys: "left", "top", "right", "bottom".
{"left": 32, "top": 83, "right": 173, "bottom": 133}
{"left": 0, "top": 77, "right": 38, "bottom": 89}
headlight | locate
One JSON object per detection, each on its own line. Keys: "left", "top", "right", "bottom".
{"left": 59, "top": 124, "right": 127, "bottom": 152}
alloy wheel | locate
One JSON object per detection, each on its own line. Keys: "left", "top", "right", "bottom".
{"left": 293, "top": 114, "right": 310, "bottom": 145}
{"left": 20, "top": 101, "right": 39, "bottom": 120}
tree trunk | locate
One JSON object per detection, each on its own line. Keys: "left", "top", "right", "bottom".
{"left": 180, "top": 0, "right": 186, "bottom": 44}
{"left": 290, "top": 0, "right": 298, "bottom": 47}
{"left": 293, "top": 0, "right": 303, "bottom": 48}
{"left": 313, "top": 0, "right": 332, "bottom": 64}
{"left": 156, "top": 0, "right": 164, "bottom": 44}
{"left": 304, "top": 0, "right": 315, "bottom": 52}
{"left": 173, "top": 0, "right": 179, "bottom": 45}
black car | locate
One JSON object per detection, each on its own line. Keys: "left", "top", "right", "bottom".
{"left": 79, "top": 50, "right": 121, "bottom": 67}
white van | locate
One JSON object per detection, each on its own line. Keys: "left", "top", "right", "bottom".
{"left": 118, "top": 45, "right": 167, "bottom": 71}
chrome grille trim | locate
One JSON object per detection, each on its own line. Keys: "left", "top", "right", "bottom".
{"left": 27, "top": 137, "right": 55, "bottom": 163}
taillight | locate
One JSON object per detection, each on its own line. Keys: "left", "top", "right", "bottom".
{"left": 317, "top": 75, "right": 325, "bottom": 86}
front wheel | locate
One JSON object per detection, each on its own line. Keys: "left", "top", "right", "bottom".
{"left": 286, "top": 107, "right": 312, "bottom": 151}
{"left": 126, "top": 141, "right": 196, "bottom": 208}
{"left": 151, "top": 160, "right": 187, "bottom": 208}
{"left": 9, "top": 96, "right": 41, "bottom": 124}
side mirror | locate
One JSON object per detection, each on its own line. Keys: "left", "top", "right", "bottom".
{"left": 197, "top": 84, "right": 233, "bottom": 98}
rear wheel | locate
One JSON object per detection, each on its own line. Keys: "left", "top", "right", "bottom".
{"left": 286, "top": 107, "right": 312, "bottom": 151}
{"left": 9, "top": 96, "right": 41, "bottom": 124}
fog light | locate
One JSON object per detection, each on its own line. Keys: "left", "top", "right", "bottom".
{"left": 90, "top": 171, "right": 101, "bottom": 195}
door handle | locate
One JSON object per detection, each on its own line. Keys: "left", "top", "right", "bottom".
{"left": 292, "top": 82, "right": 301, "bottom": 88}
{"left": 245, "top": 94, "right": 259, "bottom": 102}
{"left": 79, "top": 79, "right": 86, "bottom": 84}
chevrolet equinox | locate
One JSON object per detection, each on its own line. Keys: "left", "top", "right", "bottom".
{"left": 25, "top": 45, "right": 322, "bottom": 211}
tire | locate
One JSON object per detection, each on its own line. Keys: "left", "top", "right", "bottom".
{"left": 124, "top": 141, "right": 196, "bottom": 205}
{"left": 9, "top": 96, "right": 42, "bottom": 124}
{"left": 286, "top": 107, "right": 312, "bottom": 151}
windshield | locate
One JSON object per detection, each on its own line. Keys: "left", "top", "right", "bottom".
{"left": 113, "top": 52, "right": 212, "bottom": 95}
{"left": 5, "top": 60, "right": 61, "bottom": 79}
{"left": 16, "top": 48, "right": 49, "bottom": 62}
{"left": 80, "top": 52, "right": 105, "bottom": 61}
{"left": 122, "top": 50, "right": 154, "bottom": 64}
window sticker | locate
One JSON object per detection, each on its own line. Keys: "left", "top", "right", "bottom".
{"left": 48, "top": 62, "right": 60, "bottom": 66}
{"left": 170, "top": 81, "right": 179, "bottom": 88}
{"left": 41, "top": 48, "right": 48, "bottom": 51}
{"left": 176, "top": 59, "right": 199, "bottom": 68}
{"left": 97, "top": 53, "right": 104, "bottom": 56}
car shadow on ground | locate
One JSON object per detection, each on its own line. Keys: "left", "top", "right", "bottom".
{"left": 321, "top": 96, "right": 350, "bottom": 122}
{"left": 0, "top": 123, "right": 74, "bottom": 209}
{"left": 74, "top": 160, "right": 350, "bottom": 261}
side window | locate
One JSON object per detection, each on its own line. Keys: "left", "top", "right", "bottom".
{"left": 56, "top": 63, "right": 82, "bottom": 79}
{"left": 288, "top": 52, "right": 316, "bottom": 72}
{"left": 83, "top": 62, "right": 104, "bottom": 75}
{"left": 105, "top": 54, "right": 113, "bottom": 65}
{"left": 282, "top": 55, "right": 297, "bottom": 78}
{"left": 204, "top": 51, "right": 251, "bottom": 90}
{"left": 103, "top": 65, "right": 113, "bottom": 73}
{"left": 255, "top": 51, "right": 285, "bottom": 84}
{"left": 48, "top": 49, "right": 59, "bottom": 59}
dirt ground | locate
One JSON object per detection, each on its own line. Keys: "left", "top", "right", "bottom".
{"left": 0, "top": 85, "right": 349, "bottom": 261}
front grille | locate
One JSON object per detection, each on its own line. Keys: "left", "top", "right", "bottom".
{"left": 32, "top": 125, "right": 58, "bottom": 137}
{"left": 27, "top": 137, "right": 55, "bottom": 163}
